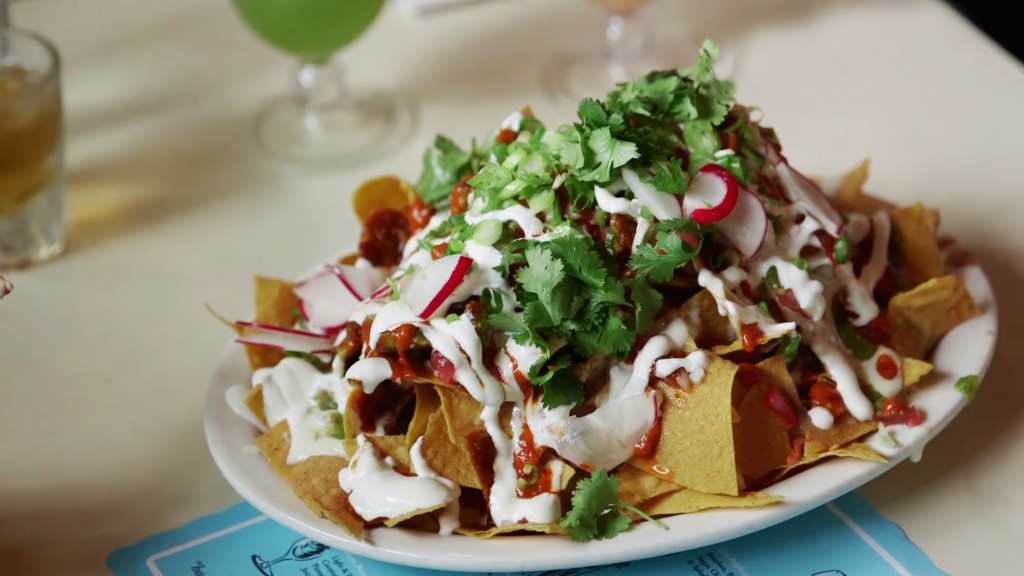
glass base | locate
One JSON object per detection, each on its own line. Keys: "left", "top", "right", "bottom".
{"left": 0, "top": 177, "right": 65, "bottom": 270}
{"left": 542, "top": 41, "right": 734, "bottom": 103}
{"left": 252, "top": 91, "right": 414, "bottom": 166}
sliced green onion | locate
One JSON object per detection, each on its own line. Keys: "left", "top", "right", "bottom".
{"left": 764, "top": 266, "right": 782, "bottom": 294}
{"left": 790, "top": 257, "right": 809, "bottom": 271}
{"left": 781, "top": 333, "right": 801, "bottom": 361}
{"left": 472, "top": 219, "right": 503, "bottom": 245}
{"left": 837, "top": 318, "right": 877, "bottom": 360}
{"left": 834, "top": 235, "right": 851, "bottom": 264}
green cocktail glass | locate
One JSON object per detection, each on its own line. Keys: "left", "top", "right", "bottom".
{"left": 231, "top": 0, "right": 413, "bottom": 164}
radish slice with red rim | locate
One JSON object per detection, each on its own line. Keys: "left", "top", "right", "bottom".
{"left": 235, "top": 322, "right": 334, "bottom": 355}
{"left": 331, "top": 265, "right": 386, "bottom": 300}
{"left": 293, "top": 267, "right": 364, "bottom": 332}
{"left": 773, "top": 159, "right": 845, "bottom": 237}
{"left": 716, "top": 186, "right": 769, "bottom": 259}
{"left": 683, "top": 164, "right": 739, "bottom": 224}
{"left": 622, "top": 168, "right": 683, "bottom": 221}
{"left": 401, "top": 255, "right": 475, "bottom": 319}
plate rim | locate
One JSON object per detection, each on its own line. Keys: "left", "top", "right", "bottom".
{"left": 204, "top": 256, "right": 998, "bottom": 573}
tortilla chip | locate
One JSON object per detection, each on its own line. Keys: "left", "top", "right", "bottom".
{"left": 888, "top": 275, "right": 980, "bottom": 359}
{"left": 674, "top": 290, "right": 736, "bottom": 351}
{"left": 437, "top": 386, "right": 485, "bottom": 443}
{"left": 245, "top": 384, "right": 268, "bottom": 427}
{"left": 630, "top": 355, "right": 740, "bottom": 496}
{"left": 241, "top": 276, "right": 303, "bottom": 370}
{"left": 256, "top": 422, "right": 363, "bottom": 539}
{"left": 832, "top": 160, "right": 896, "bottom": 216}
{"left": 804, "top": 415, "right": 879, "bottom": 459}
{"left": 407, "top": 384, "right": 442, "bottom": 446}
{"left": 422, "top": 410, "right": 485, "bottom": 490}
{"left": 352, "top": 175, "right": 415, "bottom": 224}
{"left": 639, "top": 489, "right": 782, "bottom": 517}
{"left": 758, "top": 356, "right": 803, "bottom": 411}
{"left": 616, "top": 464, "right": 683, "bottom": 507}
{"left": 733, "top": 379, "right": 793, "bottom": 482}
{"left": 366, "top": 435, "right": 412, "bottom": 469}
{"left": 456, "top": 522, "right": 562, "bottom": 538}
{"left": 902, "top": 357, "right": 934, "bottom": 389}
{"left": 763, "top": 441, "right": 887, "bottom": 485}
{"left": 891, "top": 204, "right": 944, "bottom": 286}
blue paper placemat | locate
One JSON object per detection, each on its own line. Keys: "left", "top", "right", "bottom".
{"left": 108, "top": 493, "right": 947, "bottom": 576}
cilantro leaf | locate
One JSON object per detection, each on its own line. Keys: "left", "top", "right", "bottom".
{"left": 416, "top": 136, "right": 473, "bottom": 206}
{"left": 559, "top": 470, "right": 666, "bottom": 542}
{"left": 649, "top": 159, "right": 689, "bottom": 194}
{"left": 582, "top": 127, "right": 640, "bottom": 183}
{"left": 516, "top": 245, "right": 570, "bottom": 325}
{"left": 540, "top": 366, "right": 585, "bottom": 409}
{"left": 547, "top": 236, "right": 607, "bottom": 288}
{"left": 629, "top": 227, "right": 700, "bottom": 282}
{"left": 954, "top": 374, "right": 980, "bottom": 401}
{"left": 629, "top": 277, "right": 663, "bottom": 334}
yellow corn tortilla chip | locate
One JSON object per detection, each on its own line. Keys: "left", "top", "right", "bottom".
{"left": 422, "top": 409, "right": 485, "bottom": 490}
{"left": 245, "top": 384, "right": 268, "bottom": 428}
{"left": 456, "top": 522, "right": 563, "bottom": 538}
{"left": 758, "top": 356, "right": 803, "bottom": 412}
{"left": 630, "top": 355, "right": 740, "bottom": 496}
{"left": 762, "top": 441, "right": 887, "bottom": 485}
{"left": 616, "top": 464, "right": 683, "bottom": 507}
{"left": 366, "top": 434, "right": 412, "bottom": 470}
{"left": 407, "top": 384, "right": 442, "bottom": 446}
{"left": 256, "top": 422, "right": 363, "bottom": 539}
{"left": 352, "top": 175, "right": 415, "bottom": 224}
{"left": 733, "top": 379, "right": 793, "bottom": 482}
{"left": 888, "top": 275, "right": 980, "bottom": 359}
{"left": 902, "top": 357, "right": 934, "bottom": 389}
{"left": 832, "top": 160, "right": 896, "bottom": 216}
{"left": 891, "top": 203, "right": 944, "bottom": 286}
{"left": 639, "top": 488, "right": 782, "bottom": 517}
{"left": 241, "top": 276, "right": 304, "bottom": 370}
{"left": 804, "top": 415, "right": 879, "bottom": 459}
{"left": 673, "top": 290, "right": 736, "bottom": 351}
{"left": 437, "top": 385, "right": 485, "bottom": 443}
{"left": 382, "top": 504, "right": 447, "bottom": 528}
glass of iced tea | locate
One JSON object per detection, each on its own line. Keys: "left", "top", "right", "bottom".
{"left": 0, "top": 28, "right": 63, "bottom": 269}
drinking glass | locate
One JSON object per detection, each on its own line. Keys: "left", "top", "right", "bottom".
{"left": 231, "top": 0, "right": 413, "bottom": 164}
{"left": 543, "top": 0, "right": 698, "bottom": 101}
{"left": 0, "top": 28, "right": 64, "bottom": 269}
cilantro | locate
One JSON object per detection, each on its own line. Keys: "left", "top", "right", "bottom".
{"left": 314, "top": 390, "right": 338, "bottom": 411}
{"left": 954, "top": 375, "right": 980, "bottom": 401}
{"left": 648, "top": 159, "right": 689, "bottom": 194}
{"left": 629, "top": 225, "right": 700, "bottom": 282}
{"left": 325, "top": 412, "right": 346, "bottom": 440}
{"left": 582, "top": 127, "right": 640, "bottom": 183}
{"left": 629, "top": 277, "right": 663, "bottom": 334}
{"left": 416, "top": 136, "right": 473, "bottom": 207}
{"left": 540, "top": 366, "right": 585, "bottom": 409}
{"left": 547, "top": 236, "right": 607, "bottom": 288}
{"left": 516, "top": 245, "right": 570, "bottom": 325}
{"left": 559, "top": 470, "right": 666, "bottom": 542}
{"left": 291, "top": 308, "right": 309, "bottom": 331}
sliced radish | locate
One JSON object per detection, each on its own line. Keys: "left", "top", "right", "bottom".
{"left": 401, "top": 255, "right": 475, "bottom": 319}
{"left": 332, "top": 264, "right": 386, "bottom": 300}
{"left": 772, "top": 158, "right": 844, "bottom": 237}
{"left": 683, "top": 164, "right": 739, "bottom": 224}
{"left": 293, "top": 269, "right": 360, "bottom": 332}
{"left": 715, "top": 186, "right": 769, "bottom": 259}
{"left": 235, "top": 321, "right": 333, "bottom": 355}
{"left": 621, "top": 168, "right": 683, "bottom": 221}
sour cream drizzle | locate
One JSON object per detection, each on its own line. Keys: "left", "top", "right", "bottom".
{"left": 253, "top": 357, "right": 352, "bottom": 464}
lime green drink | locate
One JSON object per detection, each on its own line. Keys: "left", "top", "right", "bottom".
{"left": 232, "top": 0, "right": 386, "bottom": 63}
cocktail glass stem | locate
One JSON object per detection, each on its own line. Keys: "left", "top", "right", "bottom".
{"left": 603, "top": 13, "right": 649, "bottom": 83}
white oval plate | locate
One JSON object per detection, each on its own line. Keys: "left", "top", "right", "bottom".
{"left": 204, "top": 258, "right": 997, "bottom": 573}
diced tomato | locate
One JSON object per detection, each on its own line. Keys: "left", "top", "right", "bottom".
{"left": 809, "top": 380, "right": 846, "bottom": 419}
{"left": 764, "top": 385, "right": 799, "bottom": 430}
{"left": 407, "top": 195, "right": 434, "bottom": 232}
{"left": 430, "top": 350, "right": 456, "bottom": 386}
{"left": 495, "top": 128, "right": 518, "bottom": 144}
{"left": 450, "top": 176, "right": 473, "bottom": 215}
{"left": 858, "top": 315, "right": 891, "bottom": 346}
{"left": 878, "top": 398, "right": 923, "bottom": 427}
{"left": 431, "top": 242, "right": 449, "bottom": 260}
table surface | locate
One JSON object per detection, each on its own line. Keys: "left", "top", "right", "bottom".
{"left": 2, "top": 0, "right": 1022, "bottom": 574}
